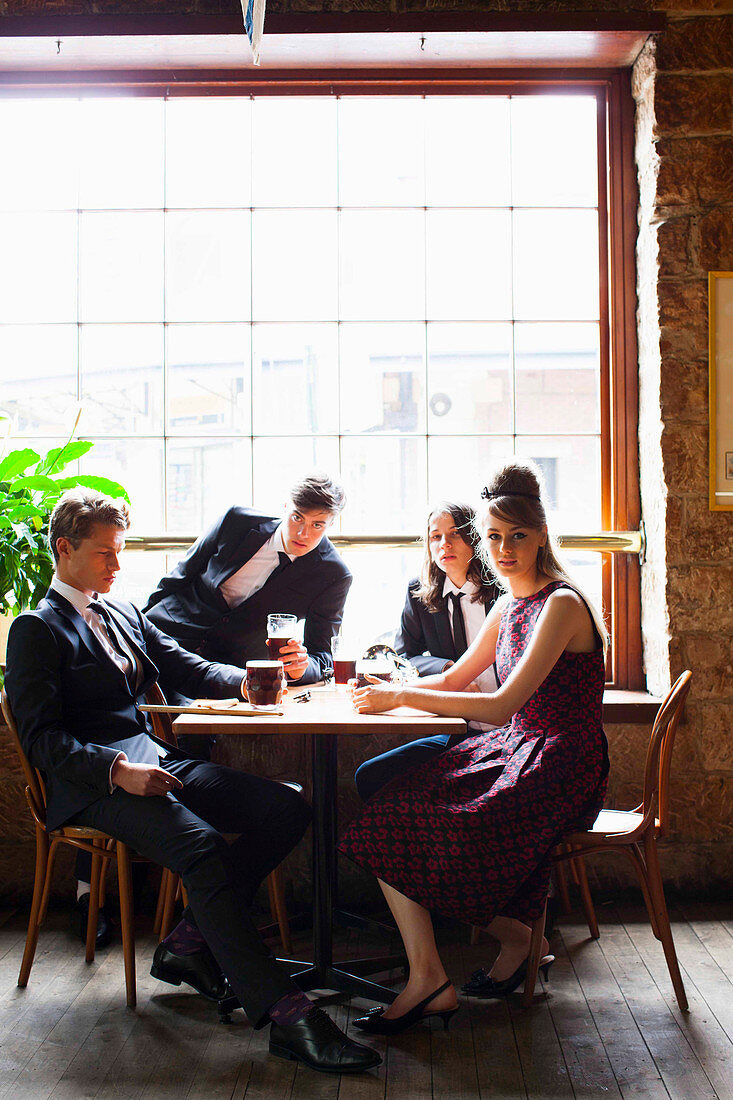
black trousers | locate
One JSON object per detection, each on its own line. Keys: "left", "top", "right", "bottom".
{"left": 72, "top": 756, "right": 311, "bottom": 1027}
{"left": 354, "top": 733, "right": 453, "bottom": 801}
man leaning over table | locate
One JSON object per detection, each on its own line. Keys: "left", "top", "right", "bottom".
{"left": 5, "top": 489, "right": 380, "bottom": 1076}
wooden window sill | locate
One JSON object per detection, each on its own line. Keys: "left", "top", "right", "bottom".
{"left": 603, "top": 690, "right": 660, "bottom": 724}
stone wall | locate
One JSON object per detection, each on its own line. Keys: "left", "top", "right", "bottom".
{"left": 0, "top": 0, "right": 731, "bottom": 906}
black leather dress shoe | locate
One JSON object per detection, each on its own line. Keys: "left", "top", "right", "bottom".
{"left": 76, "top": 894, "right": 112, "bottom": 949}
{"left": 150, "top": 942, "right": 228, "bottom": 1001}
{"left": 269, "top": 1007, "right": 382, "bottom": 1075}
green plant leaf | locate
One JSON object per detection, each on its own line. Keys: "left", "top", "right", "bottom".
{"left": 37, "top": 440, "right": 94, "bottom": 476}
{"left": 11, "top": 474, "right": 63, "bottom": 494}
{"left": 56, "top": 475, "right": 130, "bottom": 502}
{"left": 0, "top": 448, "right": 41, "bottom": 481}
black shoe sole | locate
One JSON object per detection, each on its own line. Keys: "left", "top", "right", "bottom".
{"left": 150, "top": 962, "right": 223, "bottom": 1002}
{"left": 268, "top": 1042, "right": 381, "bottom": 1074}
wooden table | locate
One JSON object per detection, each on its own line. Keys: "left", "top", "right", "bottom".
{"left": 174, "top": 688, "right": 466, "bottom": 1006}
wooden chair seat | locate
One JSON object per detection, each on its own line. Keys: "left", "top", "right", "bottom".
{"left": 523, "top": 670, "right": 693, "bottom": 1012}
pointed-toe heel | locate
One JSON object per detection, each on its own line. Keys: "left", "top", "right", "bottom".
{"left": 539, "top": 956, "right": 555, "bottom": 982}
{"left": 463, "top": 954, "right": 555, "bottom": 999}
{"left": 352, "top": 980, "right": 458, "bottom": 1036}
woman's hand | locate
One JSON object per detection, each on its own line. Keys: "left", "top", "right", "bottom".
{"left": 350, "top": 674, "right": 403, "bottom": 714}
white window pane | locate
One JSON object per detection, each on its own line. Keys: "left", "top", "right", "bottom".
{"left": 512, "top": 95, "right": 598, "bottom": 208}
{"left": 252, "top": 210, "right": 337, "bottom": 321}
{"left": 340, "top": 211, "right": 425, "bottom": 321}
{"left": 339, "top": 547, "right": 423, "bottom": 650}
{"left": 425, "top": 97, "right": 511, "bottom": 207}
{"left": 338, "top": 98, "right": 424, "bottom": 207}
{"left": 115, "top": 550, "right": 169, "bottom": 607}
{"left": 167, "top": 437, "right": 252, "bottom": 533}
{"left": 80, "top": 325, "right": 163, "bottom": 435}
{"left": 427, "top": 323, "right": 513, "bottom": 434}
{"left": 165, "top": 211, "right": 251, "bottom": 322}
{"left": 340, "top": 437, "right": 427, "bottom": 534}
{"left": 0, "top": 98, "right": 78, "bottom": 210}
{"left": 252, "top": 437, "right": 340, "bottom": 514}
{"left": 167, "top": 324, "right": 251, "bottom": 435}
{"left": 513, "top": 436, "right": 601, "bottom": 532}
{"left": 515, "top": 323, "right": 600, "bottom": 434}
{"left": 427, "top": 210, "right": 512, "bottom": 320}
{"left": 79, "top": 438, "right": 164, "bottom": 531}
{"left": 558, "top": 550, "right": 604, "bottom": 624}
{"left": 252, "top": 97, "right": 337, "bottom": 207}
{"left": 79, "top": 98, "right": 164, "bottom": 210}
{"left": 340, "top": 323, "right": 426, "bottom": 434}
{"left": 428, "top": 437, "right": 513, "bottom": 505}
{"left": 0, "top": 212, "right": 77, "bottom": 323}
{"left": 252, "top": 323, "right": 338, "bottom": 435}
{"left": 166, "top": 98, "right": 251, "bottom": 209}
{"left": 513, "top": 210, "right": 599, "bottom": 321}
{"left": 0, "top": 326, "right": 78, "bottom": 433}
{"left": 80, "top": 212, "right": 163, "bottom": 322}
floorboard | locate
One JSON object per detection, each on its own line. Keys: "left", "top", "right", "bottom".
{"left": 0, "top": 906, "right": 730, "bottom": 1099}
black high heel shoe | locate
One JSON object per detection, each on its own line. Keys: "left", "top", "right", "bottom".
{"left": 461, "top": 955, "right": 555, "bottom": 998}
{"left": 351, "top": 980, "right": 459, "bottom": 1036}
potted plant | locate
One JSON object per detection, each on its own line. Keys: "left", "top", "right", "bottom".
{"left": 0, "top": 415, "right": 129, "bottom": 675}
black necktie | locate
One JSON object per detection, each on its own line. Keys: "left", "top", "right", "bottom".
{"left": 449, "top": 591, "right": 468, "bottom": 658}
{"left": 88, "top": 601, "right": 136, "bottom": 690}
{"left": 268, "top": 551, "right": 291, "bottom": 583}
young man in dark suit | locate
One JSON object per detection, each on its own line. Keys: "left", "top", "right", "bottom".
{"left": 5, "top": 489, "right": 379, "bottom": 1076}
{"left": 143, "top": 474, "right": 351, "bottom": 692}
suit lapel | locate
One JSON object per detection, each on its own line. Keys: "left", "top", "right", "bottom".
{"left": 46, "top": 589, "right": 114, "bottom": 670}
{"left": 214, "top": 519, "right": 279, "bottom": 588}
{"left": 104, "top": 603, "right": 158, "bottom": 694}
{"left": 434, "top": 599, "right": 456, "bottom": 661}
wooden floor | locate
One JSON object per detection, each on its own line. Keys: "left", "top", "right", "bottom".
{"left": 0, "top": 902, "right": 732, "bottom": 1099}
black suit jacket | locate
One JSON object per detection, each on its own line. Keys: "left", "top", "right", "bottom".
{"left": 5, "top": 588, "right": 246, "bottom": 831}
{"left": 395, "top": 577, "right": 502, "bottom": 676}
{"left": 143, "top": 508, "right": 352, "bottom": 685}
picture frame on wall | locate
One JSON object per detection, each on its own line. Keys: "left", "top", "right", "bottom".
{"left": 709, "top": 271, "right": 733, "bottom": 511}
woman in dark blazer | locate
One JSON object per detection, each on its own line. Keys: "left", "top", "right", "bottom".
{"left": 355, "top": 502, "right": 501, "bottom": 800}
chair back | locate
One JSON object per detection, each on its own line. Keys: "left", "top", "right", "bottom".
{"left": 640, "top": 670, "right": 692, "bottom": 836}
{"left": 1, "top": 688, "right": 48, "bottom": 829}
{"left": 144, "top": 682, "right": 179, "bottom": 749}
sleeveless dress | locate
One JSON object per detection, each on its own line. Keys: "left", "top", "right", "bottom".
{"left": 339, "top": 581, "right": 610, "bottom": 926}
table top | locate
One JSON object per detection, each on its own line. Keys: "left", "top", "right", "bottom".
{"left": 173, "top": 686, "right": 467, "bottom": 737}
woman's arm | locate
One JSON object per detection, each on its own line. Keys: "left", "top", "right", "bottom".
{"left": 354, "top": 590, "right": 593, "bottom": 723}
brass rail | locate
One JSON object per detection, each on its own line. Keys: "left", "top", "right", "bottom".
{"left": 126, "top": 531, "right": 644, "bottom": 555}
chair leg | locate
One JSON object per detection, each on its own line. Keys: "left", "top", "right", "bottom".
{"left": 38, "top": 837, "right": 62, "bottom": 925}
{"left": 555, "top": 857, "right": 572, "bottom": 915}
{"left": 643, "top": 835, "right": 688, "bottom": 1012}
{"left": 266, "top": 867, "right": 292, "bottom": 955}
{"left": 85, "top": 840, "right": 104, "bottom": 963}
{"left": 153, "top": 868, "right": 168, "bottom": 936}
{"left": 522, "top": 899, "right": 548, "bottom": 1007}
{"left": 18, "top": 826, "right": 49, "bottom": 989}
{"left": 116, "top": 842, "right": 137, "bottom": 1009}
{"left": 572, "top": 853, "right": 600, "bottom": 940}
{"left": 158, "top": 872, "right": 180, "bottom": 942}
{"left": 470, "top": 925, "right": 482, "bottom": 946}
{"left": 621, "top": 844, "right": 662, "bottom": 940}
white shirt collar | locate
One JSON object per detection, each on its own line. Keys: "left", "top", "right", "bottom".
{"left": 50, "top": 575, "right": 99, "bottom": 614}
{"left": 442, "top": 575, "right": 480, "bottom": 600}
{"left": 273, "top": 523, "right": 295, "bottom": 562}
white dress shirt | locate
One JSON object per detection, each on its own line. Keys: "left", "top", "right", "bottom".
{"left": 219, "top": 525, "right": 294, "bottom": 608}
{"left": 443, "top": 576, "right": 499, "bottom": 731}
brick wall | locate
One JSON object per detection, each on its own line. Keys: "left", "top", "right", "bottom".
{"left": 0, "top": 0, "right": 731, "bottom": 904}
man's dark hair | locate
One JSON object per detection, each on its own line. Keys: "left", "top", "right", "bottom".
{"left": 289, "top": 473, "right": 346, "bottom": 515}
{"left": 48, "top": 489, "right": 130, "bottom": 563}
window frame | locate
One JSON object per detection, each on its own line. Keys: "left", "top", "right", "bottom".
{"left": 0, "top": 69, "right": 642, "bottom": 689}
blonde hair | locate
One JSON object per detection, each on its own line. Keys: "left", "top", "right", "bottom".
{"left": 49, "top": 489, "right": 130, "bottom": 563}
{"left": 477, "top": 460, "right": 609, "bottom": 652}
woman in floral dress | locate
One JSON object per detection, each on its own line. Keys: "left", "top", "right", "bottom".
{"left": 339, "top": 461, "right": 609, "bottom": 1035}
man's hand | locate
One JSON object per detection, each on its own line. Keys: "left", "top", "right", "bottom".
{"left": 111, "top": 758, "right": 184, "bottom": 797}
{"left": 277, "top": 639, "right": 309, "bottom": 681}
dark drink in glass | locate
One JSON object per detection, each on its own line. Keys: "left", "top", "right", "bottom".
{"left": 266, "top": 635, "right": 291, "bottom": 660}
{"left": 267, "top": 613, "right": 297, "bottom": 669}
{"left": 333, "top": 658, "right": 357, "bottom": 684}
{"left": 246, "top": 661, "right": 284, "bottom": 706}
{"left": 356, "top": 658, "right": 396, "bottom": 688}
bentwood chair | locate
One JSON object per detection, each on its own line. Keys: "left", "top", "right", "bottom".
{"left": 145, "top": 681, "right": 298, "bottom": 954}
{"left": 523, "top": 670, "right": 693, "bottom": 1010}
{"left": 2, "top": 688, "right": 146, "bottom": 1007}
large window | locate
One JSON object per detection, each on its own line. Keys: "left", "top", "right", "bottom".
{"left": 1, "top": 88, "right": 636, "bottom": 670}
